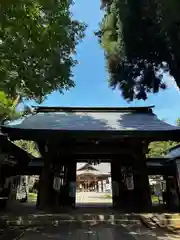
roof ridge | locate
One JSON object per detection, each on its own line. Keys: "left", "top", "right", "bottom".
{"left": 32, "top": 106, "right": 155, "bottom": 113}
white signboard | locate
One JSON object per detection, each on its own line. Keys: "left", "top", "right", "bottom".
{"left": 53, "top": 177, "right": 61, "bottom": 191}
{"left": 126, "top": 175, "right": 134, "bottom": 190}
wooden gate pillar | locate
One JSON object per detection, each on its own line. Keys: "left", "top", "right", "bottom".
{"left": 166, "top": 171, "right": 180, "bottom": 211}
{"left": 53, "top": 162, "right": 64, "bottom": 209}
{"left": 133, "top": 153, "right": 151, "bottom": 211}
{"left": 66, "top": 160, "right": 77, "bottom": 208}
{"left": 174, "top": 159, "right": 180, "bottom": 210}
{"left": 111, "top": 159, "right": 122, "bottom": 208}
{"left": 36, "top": 158, "right": 54, "bottom": 210}
{"left": 36, "top": 142, "right": 55, "bottom": 210}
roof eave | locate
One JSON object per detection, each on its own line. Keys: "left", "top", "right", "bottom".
{"left": 2, "top": 126, "right": 180, "bottom": 141}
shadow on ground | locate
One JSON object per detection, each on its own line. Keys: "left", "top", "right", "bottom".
{"left": 0, "top": 201, "right": 179, "bottom": 239}
{"left": 11, "top": 218, "right": 180, "bottom": 240}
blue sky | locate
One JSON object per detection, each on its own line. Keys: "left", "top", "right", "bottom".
{"left": 26, "top": 0, "right": 180, "bottom": 125}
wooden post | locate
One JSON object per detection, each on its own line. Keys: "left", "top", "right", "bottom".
{"left": 66, "top": 160, "right": 76, "bottom": 208}
{"left": 36, "top": 142, "right": 55, "bottom": 211}
{"left": 174, "top": 159, "right": 180, "bottom": 210}
{"left": 133, "top": 151, "right": 151, "bottom": 212}
{"left": 111, "top": 159, "right": 121, "bottom": 208}
{"left": 52, "top": 163, "right": 63, "bottom": 209}
{"left": 36, "top": 156, "right": 54, "bottom": 210}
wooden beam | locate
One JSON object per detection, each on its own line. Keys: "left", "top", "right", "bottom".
{"left": 58, "top": 144, "right": 143, "bottom": 155}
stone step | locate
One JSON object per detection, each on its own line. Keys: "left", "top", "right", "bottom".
{"left": 0, "top": 213, "right": 141, "bottom": 227}
{"left": 0, "top": 228, "right": 24, "bottom": 240}
{"left": 140, "top": 213, "right": 180, "bottom": 233}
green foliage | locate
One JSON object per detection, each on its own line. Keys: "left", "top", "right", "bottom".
{"left": 0, "top": 0, "right": 86, "bottom": 102}
{"left": 28, "top": 192, "right": 37, "bottom": 201}
{"left": 98, "top": 0, "right": 180, "bottom": 101}
{"left": 0, "top": 91, "right": 20, "bottom": 120}
{"left": 176, "top": 118, "right": 180, "bottom": 127}
{"left": 14, "top": 140, "right": 40, "bottom": 157}
{"left": 0, "top": 91, "right": 13, "bottom": 119}
{"left": 147, "top": 141, "right": 178, "bottom": 158}
{"left": 0, "top": 92, "right": 38, "bottom": 158}
{"left": 147, "top": 118, "right": 180, "bottom": 158}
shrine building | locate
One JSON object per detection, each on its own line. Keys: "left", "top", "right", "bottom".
{"left": 1, "top": 106, "right": 180, "bottom": 212}
{"left": 76, "top": 163, "right": 111, "bottom": 192}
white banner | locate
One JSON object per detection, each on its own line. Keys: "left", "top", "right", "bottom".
{"left": 53, "top": 177, "right": 61, "bottom": 191}
{"left": 126, "top": 175, "right": 134, "bottom": 190}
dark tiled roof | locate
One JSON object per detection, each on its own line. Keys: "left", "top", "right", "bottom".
{"left": 1, "top": 106, "right": 180, "bottom": 132}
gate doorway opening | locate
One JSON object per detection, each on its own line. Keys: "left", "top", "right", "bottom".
{"left": 149, "top": 175, "right": 166, "bottom": 207}
{"left": 149, "top": 174, "right": 180, "bottom": 210}
{"left": 15, "top": 175, "right": 39, "bottom": 208}
{"left": 75, "top": 162, "right": 112, "bottom": 207}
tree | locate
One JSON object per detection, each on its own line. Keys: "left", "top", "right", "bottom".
{"left": 147, "top": 118, "right": 180, "bottom": 158}
{"left": 97, "top": 0, "right": 180, "bottom": 101}
{"left": 0, "top": 90, "right": 39, "bottom": 158}
{"left": 147, "top": 141, "right": 178, "bottom": 158}
{"left": 0, "top": 0, "right": 86, "bottom": 102}
{"left": 14, "top": 140, "right": 40, "bottom": 158}
{"left": 0, "top": 91, "right": 20, "bottom": 120}
{"left": 176, "top": 118, "right": 180, "bottom": 127}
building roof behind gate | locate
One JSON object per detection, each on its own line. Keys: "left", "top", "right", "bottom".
{"left": 77, "top": 163, "right": 110, "bottom": 174}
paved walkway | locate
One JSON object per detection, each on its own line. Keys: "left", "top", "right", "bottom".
{"left": 76, "top": 191, "right": 112, "bottom": 206}
{"left": 17, "top": 218, "right": 179, "bottom": 240}
{"left": 19, "top": 225, "right": 135, "bottom": 240}
{"left": 1, "top": 192, "right": 179, "bottom": 239}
